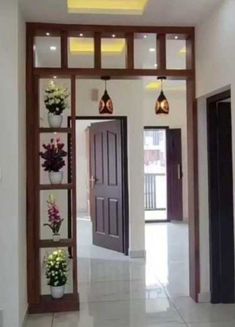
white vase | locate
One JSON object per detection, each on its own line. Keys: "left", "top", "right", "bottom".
{"left": 52, "top": 234, "right": 60, "bottom": 242}
{"left": 50, "top": 285, "right": 65, "bottom": 299}
{"left": 48, "top": 113, "right": 63, "bottom": 128}
{"left": 49, "top": 171, "right": 63, "bottom": 184}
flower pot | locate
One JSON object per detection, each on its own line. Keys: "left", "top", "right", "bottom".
{"left": 48, "top": 113, "right": 63, "bottom": 128}
{"left": 49, "top": 171, "right": 63, "bottom": 184}
{"left": 52, "top": 234, "right": 60, "bottom": 242}
{"left": 50, "top": 285, "right": 65, "bottom": 299}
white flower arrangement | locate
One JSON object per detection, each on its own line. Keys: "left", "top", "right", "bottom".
{"left": 46, "top": 250, "right": 68, "bottom": 287}
{"left": 44, "top": 81, "right": 69, "bottom": 115}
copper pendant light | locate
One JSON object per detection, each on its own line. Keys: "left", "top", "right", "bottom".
{"left": 99, "top": 76, "right": 113, "bottom": 114}
{"left": 155, "top": 77, "right": 169, "bottom": 114}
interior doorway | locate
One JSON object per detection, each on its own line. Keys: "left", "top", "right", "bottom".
{"left": 144, "top": 128, "right": 168, "bottom": 222}
{"left": 144, "top": 127, "right": 183, "bottom": 222}
{"left": 207, "top": 90, "right": 234, "bottom": 303}
{"left": 75, "top": 117, "right": 129, "bottom": 256}
{"left": 144, "top": 126, "right": 189, "bottom": 297}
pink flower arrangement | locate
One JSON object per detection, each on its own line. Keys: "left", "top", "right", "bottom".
{"left": 44, "top": 194, "right": 63, "bottom": 236}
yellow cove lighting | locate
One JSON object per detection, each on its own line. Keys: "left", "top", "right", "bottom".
{"left": 67, "top": 0, "right": 149, "bottom": 15}
{"left": 69, "top": 38, "right": 126, "bottom": 54}
{"left": 146, "top": 82, "right": 161, "bottom": 91}
{"left": 146, "top": 82, "right": 185, "bottom": 92}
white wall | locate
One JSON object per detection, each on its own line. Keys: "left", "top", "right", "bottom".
{"left": 76, "top": 119, "right": 107, "bottom": 216}
{"left": 0, "top": 1, "right": 27, "bottom": 326}
{"left": 76, "top": 120, "right": 90, "bottom": 215}
{"left": 196, "top": 0, "right": 235, "bottom": 301}
{"left": 18, "top": 3, "right": 27, "bottom": 325}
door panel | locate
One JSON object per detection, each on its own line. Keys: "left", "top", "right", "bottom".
{"left": 94, "top": 132, "right": 104, "bottom": 184}
{"left": 90, "top": 120, "right": 124, "bottom": 253}
{"left": 107, "top": 131, "right": 118, "bottom": 186}
{"left": 167, "top": 129, "right": 183, "bottom": 220}
{"left": 207, "top": 100, "right": 234, "bottom": 303}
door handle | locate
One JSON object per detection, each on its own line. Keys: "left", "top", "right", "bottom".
{"left": 177, "top": 164, "right": 182, "bottom": 180}
{"left": 90, "top": 176, "right": 97, "bottom": 189}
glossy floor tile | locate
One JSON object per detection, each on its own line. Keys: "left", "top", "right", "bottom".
{"left": 25, "top": 222, "right": 235, "bottom": 327}
{"left": 24, "top": 314, "right": 53, "bottom": 327}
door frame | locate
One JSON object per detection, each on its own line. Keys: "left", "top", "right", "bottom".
{"left": 144, "top": 126, "right": 169, "bottom": 223}
{"left": 75, "top": 116, "right": 129, "bottom": 255}
{"left": 207, "top": 89, "right": 234, "bottom": 302}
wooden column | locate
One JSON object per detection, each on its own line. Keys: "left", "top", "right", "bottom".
{"left": 157, "top": 34, "right": 166, "bottom": 70}
{"left": 94, "top": 32, "right": 101, "bottom": 69}
{"left": 186, "top": 32, "right": 200, "bottom": 302}
{"left": 126, "top": 32, "right": 134, "bottom": 69}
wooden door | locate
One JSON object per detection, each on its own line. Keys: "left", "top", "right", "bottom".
{"left": 207, "top": 99, "right": 234, "bottom": 303}
{"left": 89, "top": 120, "right": 124, "bottom": 253}
{"left": 167, "top": 129, "right": 183, "bottom": 220}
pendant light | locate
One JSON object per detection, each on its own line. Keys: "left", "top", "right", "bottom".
{"left": 99, "top": 76, "right": 113, "bottom": 114}
{"left": 155, "top": 77, "right": 169, "bottom": 114}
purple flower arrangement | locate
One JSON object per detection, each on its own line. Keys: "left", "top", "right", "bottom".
{"left": 44, "top": 194, "right": 63, "bottom": 236}
{"left": 39, "top": 138, "right": 67, "bottom": 172}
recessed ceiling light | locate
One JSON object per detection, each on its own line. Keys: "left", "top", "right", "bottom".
{"left": 112, "top": 34, "right": 116, "bottom": 38}
{"left": 144, "top": 35, "right": 147, "bottom": 39}
{"left": 53, "top": 76, "right": 57, "bottom": 79}
{"left": 79, "top": 33, "right": 84, "bottom": 37}
{"left": 175, "top": 35, "right": 179, "bottom": 40}
{"left": 149, "top": 48, "right": 155, "bottom": 52}
{"left": 50, "top": 46, "right": 57, "bottom": 51}
{"left": 46, "top": 32, "right": 50, "bottom": 36}
{"left": 33, "top": 45, "right": 36, "bottom": 51}
{"left": 154, "top": 63, "right": 158, "bottom": 68}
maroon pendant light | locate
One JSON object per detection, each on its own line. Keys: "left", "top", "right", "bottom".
{"left": 99, "top": 76, "right": 113, "bottom": 114}
{"left": 155, "top": 76, "right": 169, "bottom": 114}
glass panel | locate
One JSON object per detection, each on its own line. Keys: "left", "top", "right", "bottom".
{"left": 34, "top": 36, "right": 61, "bottom": 68}
{"left": 40, "top": 190, "right": 71, "bottom": 240}
{"left": 39, "top": 78, "right": 71, "bottom": 128}
{"left": 40, "top": 248, "right": 73, "bottom": 295}
{"left": 166, "top": 35, "right": 186, "bottom": 69}
{"left": 39, "top": 133, "right": 69, "bottom": 185}
{"left": 144, "top": 129, "right": 167, "bottom": 221}
{"left": 101, "top": 36, "right": 126, "bottom": 69}
{"left": 134, "top": 33, "right": 157, "bottom": 69}
{"left": 68, "top": 35, "right": 94, "bottom": 68}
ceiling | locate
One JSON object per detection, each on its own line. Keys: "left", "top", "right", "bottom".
{"left": 20, "top": 0, "right": 223, "bottom": 26}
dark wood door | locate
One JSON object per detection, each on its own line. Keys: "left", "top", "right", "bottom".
{"left": 167, "top": 129, "right": 183, "bottom": 220}
{"left": 207, "top": 100, "right": 234, "bottom": 303}
{"left": 89, "top": 120, "right": 124, "bottom": 253}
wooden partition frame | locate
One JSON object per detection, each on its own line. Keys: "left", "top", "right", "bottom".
{"left": 26, "top": 23, "right": 199, "bottom": 313}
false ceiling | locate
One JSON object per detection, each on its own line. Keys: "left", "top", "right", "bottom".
{"left": 67, "top": 0, "right": 149, "bottom": 15}
{"left": 20, "top": 0, "right": 223, "bottom": 26}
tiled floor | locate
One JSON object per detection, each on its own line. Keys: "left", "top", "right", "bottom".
{"left": 25, "top": 221, "right": 235, "bottom": 327}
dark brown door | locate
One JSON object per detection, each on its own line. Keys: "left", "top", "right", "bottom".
{"left": 89, "top": 120, "right": 124, "bottom": 253}
{"left": 167, "top": 129, "right": 183, "bottom": 220}
{"left": 207, "top": 97, "right": 234, "bottom": 303}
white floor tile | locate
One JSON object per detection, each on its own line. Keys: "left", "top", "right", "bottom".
{"left": 24, "top": 314, "right": 53, "bottom": 327}
{"left": 172, "top": 296, "right": 235, "bottom": 324}
{"left": 79, "top": 279, "right": 167, "bottom": 303}
{"left": 26, "top": 222, "right": 201, "bottom": 327}
{"left": 188, "top": 322, "right": 235, "bottom": 327}
{"left": 53, "top": 298, "right": 184, "bottom": 326}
